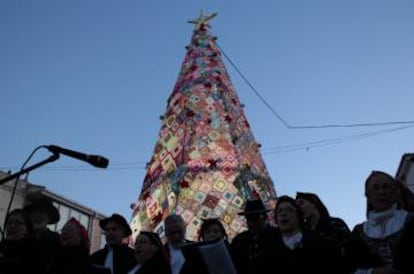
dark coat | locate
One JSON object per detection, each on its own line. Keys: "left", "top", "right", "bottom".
{"left": 0, "top": 239, "right": 33, "bottom": 274}
{"left": 30, "top": 229, "right": 62, "bottom": 274}
{"left": 346, "top": 213, "right": 414, "bottom": 274}
{"left": 179, "top": 246, "right": 208, "bottom": 274}
{"left": 46, "top": 246, "right": 91, "bottom": 274}
{"left": 316, "top": 217, "right": 351, "bottom": 248}
{"left": 90, "top": 244, "right": 136, "bottom": 274}
{"left": 163, "top": 240, "right": 193, "bottom": 257}
{"left": 230, "top": 225, "right": 279, "bottom": 274}
{"left": 270, "top": 230, "right": 343, "bottom": 274}
{"left": 129, "top": 251, "right": 171, "bottom": 274}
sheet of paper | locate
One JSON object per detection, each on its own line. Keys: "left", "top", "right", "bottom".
{"left": 198, "top": 240, "right": 237, "bottom": 274}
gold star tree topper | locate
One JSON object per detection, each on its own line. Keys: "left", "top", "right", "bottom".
{"left": 188, "top": 10, "right": 218, "bottom": 29}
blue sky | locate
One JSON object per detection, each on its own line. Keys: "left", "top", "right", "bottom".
{"left": 1, "top": 1, "right": 413, "bottom": 229}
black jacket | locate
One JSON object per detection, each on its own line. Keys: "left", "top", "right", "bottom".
{"left": 129, "top": 251, "right": 171, "bottom": 274}
{"left": 230, "top": 226, "right": 279, "bottom": 274}
{"left": 90, "top": 244, "right": 136, "bottom": 274}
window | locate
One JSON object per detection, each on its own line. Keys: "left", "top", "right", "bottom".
{"left": 79, "top": 213, "right": 89, "bottom": 229}
{"left": 56, "top": 204, "right": 70, "bottom": 231}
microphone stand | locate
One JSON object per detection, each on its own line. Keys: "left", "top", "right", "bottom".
{"left": 0, "top": 153, "right": 59, "bottom": 186}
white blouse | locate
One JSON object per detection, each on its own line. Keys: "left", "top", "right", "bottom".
{"left": 363, "top": 204, "right": 408, "bottom": 238}
{"left": 282, "top": 231, "right": 303, "bottom": 250}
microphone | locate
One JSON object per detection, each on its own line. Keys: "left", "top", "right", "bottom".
{"left": 46, "top": 145, "right": 109, "bottom": 168}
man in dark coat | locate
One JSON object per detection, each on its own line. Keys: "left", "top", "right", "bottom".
{"left": 230, "top": 199, "right": 279, "bottom": 274}
{"left": 24, "top": 194, "right": 62, "bottom": 274}
{"left": 90, "top": 213, "right": 136, "bottom": 274}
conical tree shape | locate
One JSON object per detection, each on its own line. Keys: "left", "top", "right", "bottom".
{"left": 131, "top": 13, "right": 277, "bottom": 241}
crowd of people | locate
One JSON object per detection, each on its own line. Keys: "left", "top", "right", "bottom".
{"left": 1, "top": 169, "right": 413, "bottom": 274}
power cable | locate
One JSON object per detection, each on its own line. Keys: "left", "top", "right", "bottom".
{"left": 217, "top": 43, "right": 414, "bottom": 129}
{"left": 262, "top": 125, "right": 414, "bottom": 155}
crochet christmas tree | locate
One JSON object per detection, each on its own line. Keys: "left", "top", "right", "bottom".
{"left": 130, "top": 12, "right": 277, "bottom": 240}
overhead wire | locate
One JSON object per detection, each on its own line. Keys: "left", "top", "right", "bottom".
{"left": 217, "top": 43, "right": 414, "bottom": 129}
{"left": 262, "top": 125, "right": 414, "bottom": 155}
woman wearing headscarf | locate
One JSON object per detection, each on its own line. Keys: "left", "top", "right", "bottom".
{"left": 296, "top": 191, "right": 352, "bottom": 271}
{"left": 296, "top": 192, "right": 351, "bottom": 249}
{"left": 272, "top": 195, "right": 343, "bottom": 274}
{"left": 346, "top": 170, "right": 414, "bottom": 274}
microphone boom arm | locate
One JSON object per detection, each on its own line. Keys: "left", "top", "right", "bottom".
{"left": 0, "top": 153, "right": 59, "bottom": 186}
